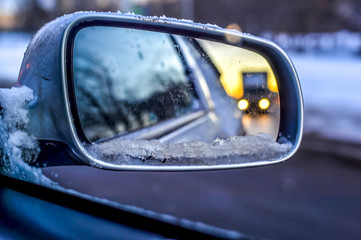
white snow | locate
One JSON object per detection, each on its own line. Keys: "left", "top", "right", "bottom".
{"left": 290, "top": 52, "right": 361, "bottom": 143}
{"left": 0, "top": 84, "right": 33, "bottom": 129}
{"left": 0, "top": 86, "right": 55, "bottom": 186}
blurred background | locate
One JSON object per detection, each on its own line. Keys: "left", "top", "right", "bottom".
{"left": 1, "top": 1, "right": 361, "bottom": 239}
{"left": 1, "top": 0, "right": 361, "bottom": 147}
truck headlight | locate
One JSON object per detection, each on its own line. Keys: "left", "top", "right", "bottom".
{"left": 258, "top": 98, "right": 270, "bottom": 110}
{"left": 238, "top": 99, "right": 249, "bottom": 110}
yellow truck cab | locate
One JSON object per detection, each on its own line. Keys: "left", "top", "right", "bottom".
{"left": 199, "top": 39, "right": 279, "bottom": 115}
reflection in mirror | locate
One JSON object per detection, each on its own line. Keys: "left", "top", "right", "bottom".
{"left": 72, "top": 26, "right": 288, "bottom": 167}
{"left": 198, "top": 39, "right": 280, "bottom": 139}
{"left": 73, "top": 27, "right": 202, "bottom": 142}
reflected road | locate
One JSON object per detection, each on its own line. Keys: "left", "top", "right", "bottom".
{"left": 242, "top": 112, "right": 279, "bottom": 139}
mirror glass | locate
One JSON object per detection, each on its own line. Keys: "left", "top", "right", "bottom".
{"left": 72, "top": 26, "right": 289, "bottom": 167}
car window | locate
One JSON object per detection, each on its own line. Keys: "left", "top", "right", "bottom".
{"left": 73, "top": 27, "right": 202, "bottom": 142}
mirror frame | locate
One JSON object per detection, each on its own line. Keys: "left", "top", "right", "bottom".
{"left": 49, "top": 13, "right": 302, "bottom": 171}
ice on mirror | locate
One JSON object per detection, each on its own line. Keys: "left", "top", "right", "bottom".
{"left": 88, "top": 134, "right": 292, "bottom": 166}
{"left": 0, "top": 86, "right": 54, "bottom": 186}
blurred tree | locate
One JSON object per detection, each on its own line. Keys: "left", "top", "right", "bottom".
{"left": 17, "top": 0, "right": 51, "bottom": 31}
{"left": 5, "top": 0, "right": 361, "bottom": 33}
{"left": 13, "top": 0, "right": 122, "bottom": 31}
{"left": 192, "top": 0, "right": 361, "bottom": 34}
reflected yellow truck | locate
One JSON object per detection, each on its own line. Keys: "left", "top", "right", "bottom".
{"left": 198, "top": 39, "right": 279, "bottom": 114}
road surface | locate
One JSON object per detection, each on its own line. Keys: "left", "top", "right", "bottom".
{"left": 43, "top": 139, "right": 361, "bottom": 240}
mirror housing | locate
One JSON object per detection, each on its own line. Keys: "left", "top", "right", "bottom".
{"left": 17, "top": 12, "right": 303, "bottom": 171}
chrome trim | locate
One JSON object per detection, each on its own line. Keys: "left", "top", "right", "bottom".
{"left": 278, "top": 51, "right": 303, "bottom": 161}
{"left": 250, "top": 35, "right": 304, "bottom": 161}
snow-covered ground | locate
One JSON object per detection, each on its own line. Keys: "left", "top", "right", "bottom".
{"left": 0, "top": 32, "right": 31, "bottom": 86}
{"left": 290, "top": 52, "right": 361, "bottom": 144}
{"left": 0, "top": 32, "right": 360, "bottom": 144}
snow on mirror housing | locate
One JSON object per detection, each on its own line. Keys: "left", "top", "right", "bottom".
{"left": 18, "top": 12, "right": 303, "bottom": 171}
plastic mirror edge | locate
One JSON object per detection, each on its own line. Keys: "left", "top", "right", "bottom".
{"left": 60, "top": 13, "right": 303, "bottom": 171}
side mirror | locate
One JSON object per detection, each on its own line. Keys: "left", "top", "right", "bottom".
{"left": 15, "top": 12, "right": 303, "bottom": 171}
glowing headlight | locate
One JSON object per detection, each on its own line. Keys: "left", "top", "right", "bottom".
{"left": 238, "top": 99, "right": 249, "bottom": 110}
{"left": 258, "top": 98, "right": 270, "bottom": 110}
